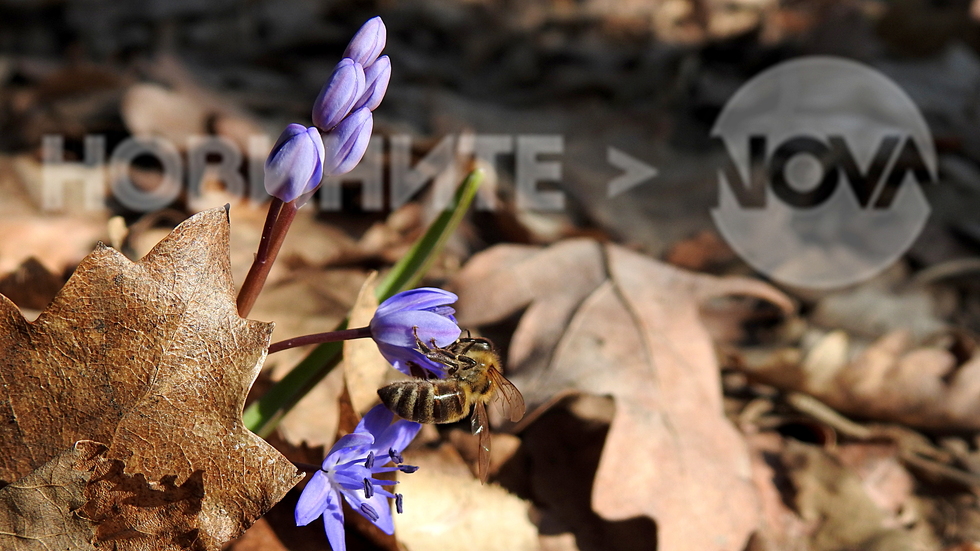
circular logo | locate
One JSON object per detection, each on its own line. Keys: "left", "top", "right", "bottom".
{"left": 711, "top": 56, "right": 934, "bottom": 289}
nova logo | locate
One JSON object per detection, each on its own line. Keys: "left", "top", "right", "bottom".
{"left": 711, "top": 57, "right": 935, "bottom": 289}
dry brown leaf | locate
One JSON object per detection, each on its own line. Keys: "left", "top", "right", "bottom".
{"left": 450, "top": 239, "right": 795, "bottom": 551}
{"left": 835, "top": 442, "right": 915, "bottom": 527}
{"left": 744, "top": 433, "right": 813, "bottom": 551}
{"left": 0, "top": 440, "right": 107, "bottom": 551}
{"left": 344, "top": 272, "right": 391, "bottom": 415}
{"left": 782, "top": 441, "right": 921, "bottom": 551}
{"left": 519, "top": 394, "right": 654, "bottom": 551}
{"left": 742, "top": 330, "right": 980, "bottom": 430}
{"left": 0, "top": 155, "right": 109, "bottom": 275}
{"left": 223, "top": 517, "right": 289, "bottom": 551}
{"left": 0, "top": 207, "right": 301, "bottom": 550}
{"left": 139, "top": 55, "right": 269, "bottom": 157}
{"left": 121, "top": 83, "right": 209, "bottom": 147}
{"left": 395, "top": 444, "right": 538, "bottom": 551}
{"left": 257, "top": 266, "right": 366, "bottom": 448}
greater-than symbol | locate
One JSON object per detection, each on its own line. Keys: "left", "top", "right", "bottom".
{"left": 607, "top": 147, "right": 658, "bottom": 198}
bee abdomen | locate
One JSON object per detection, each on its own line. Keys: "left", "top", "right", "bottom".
{"left": 378, "top": 381, "right": 467, "bottom": 424}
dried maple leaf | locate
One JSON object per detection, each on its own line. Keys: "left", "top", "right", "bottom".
{"left": 450, "top": 239, "right": 795, "bottom": 551}
{"left": 0, "top": 207, "right": 302, "bottom": 550}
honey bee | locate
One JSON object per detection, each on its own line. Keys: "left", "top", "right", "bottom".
{"left": 377, "top": 331, "right": 526, "bottom": 483}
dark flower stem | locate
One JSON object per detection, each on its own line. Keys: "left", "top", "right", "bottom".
{"left": 237, "top": 198, "right": 300, "bottom": 317}
{"left": 268, "top": 326, "right": 374, "bottom": 354}
{"left": 254, "top": 197, "right": 282, "bottom": 263}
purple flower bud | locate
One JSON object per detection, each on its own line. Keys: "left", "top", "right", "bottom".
{"left": 323, "top": 107, "right": 373, "bottom": 176}
{"left": 353, "top": 55, "right": 390, "bottom": 112}
{"left": 344, "top": 16, "right": 386, "bottom": 67}
{"left": 312, "top": 58, "right": 366, "bottom": 132}
{"left": 264, "top": 124, "right": 325, "bottom": 203}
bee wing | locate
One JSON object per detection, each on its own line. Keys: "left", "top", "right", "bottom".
{"left": 488, "top": 368, "right": 526, "bottom": 422}
{"left": 472, "top": 400, "right": 491, "bottom": 484}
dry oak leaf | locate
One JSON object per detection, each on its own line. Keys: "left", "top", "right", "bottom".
{"left": 0, "top": 207, "right": 302, "bottom": 550}
{"left": 450, "top": 239, "right": 795, "bottom": 551}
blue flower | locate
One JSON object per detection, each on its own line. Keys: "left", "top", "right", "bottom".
{"left": 369, "top": 288, "right": 461, "bottom": 377}
{"left": 264, "top": 124, "right": 325, "bottom": 204}
{"left": 295, "top": 405, "right": 421, "bottom": 551}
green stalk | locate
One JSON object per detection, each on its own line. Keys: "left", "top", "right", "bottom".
{"left": 243, "top": 169, "right": 484, "bottom": 437}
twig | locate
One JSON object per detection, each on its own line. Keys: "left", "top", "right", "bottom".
{"left": 785, "top": 392, "right": 872, "bottom": 440}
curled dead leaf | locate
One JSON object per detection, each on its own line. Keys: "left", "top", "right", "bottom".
{"left": 0, "top": 207, "right": 301, "bottom": 550}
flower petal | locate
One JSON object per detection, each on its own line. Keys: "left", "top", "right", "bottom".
{"left": 295, "top": 471, "right": 333, "bottom": 526}
{"left": 352, "top": 55, "right": 391, "bottom": 111}
{"left": 343, "top": 16, "right": 386, "bottom": 67}
{"left": 375, "top": 288, "right": 458, "bottom": 318}
{"left": 312, "top": 58, "right": 366, "bottom": 132}
{"left": 331, "top": 111, "right": 373, "bottom": 175}
{"left": 371, "top": 310, "right": 461, "bottom": 347}
{"left": 374, "top": 342, "right": 448, "bottom": 378}
{"left": 358, "top": 404, "right": 395, "bottom": 438}
{"left": 322, "top": 489, "right": 347, "bottom": 551}
{"left": 372, "top": 418, "right": 422, "bottom": 458}
{"left": 325, "top": 432, "right": 374, "bottom": 460}
{"left": 265, "top": 124, "right": 325, "bottom": 202}
{"left": 345, "top": 489, "right": 395, "bottom": 535}
{"left": 323, "top": 108, "right": 373, "bottom": 176}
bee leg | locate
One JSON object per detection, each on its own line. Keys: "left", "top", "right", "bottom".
{"left": 412, "top": 326, "right": 432, "bottom": 353}
{"left": 422, "top": 348, "right": 460, "bottom": 370}
{"left": 412, "top": 326, "right": 462, "bottom": 372}
{"left": 454, "top": 339, "right": 476, "bottom": 355}
{"left": 411, "top": 326, "right": 440, "bottom": 351}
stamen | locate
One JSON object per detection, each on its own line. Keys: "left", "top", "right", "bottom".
{"left": 388, "top": 448, "right": 403, "bottom": 464}
{"left": 364, "top": 452, "right": 375, "bottom": 469}
{"left": 395, "top": 493, "right": 404, "bottom": 514}
{"left": 363, "top": 478, "right": 374, "bottom": 498}
{"left": 360, "top": 502, "right": 380, "bottom": 522}
{"left": 398, "top": 464, "right": 419, "bottom": 474}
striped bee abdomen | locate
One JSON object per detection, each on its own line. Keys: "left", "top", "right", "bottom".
{"left": 378, "top": 380, "right": 468, "bottom": 424}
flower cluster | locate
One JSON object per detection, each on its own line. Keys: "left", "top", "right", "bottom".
{"left": 278, "top": 20, "right": 471, "bottom": 549}
{"left": 264, "top": 16, "right": 391, "bottom": 205}
{"left": 296, "top": 404, "right": 420, "bottom": 551}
